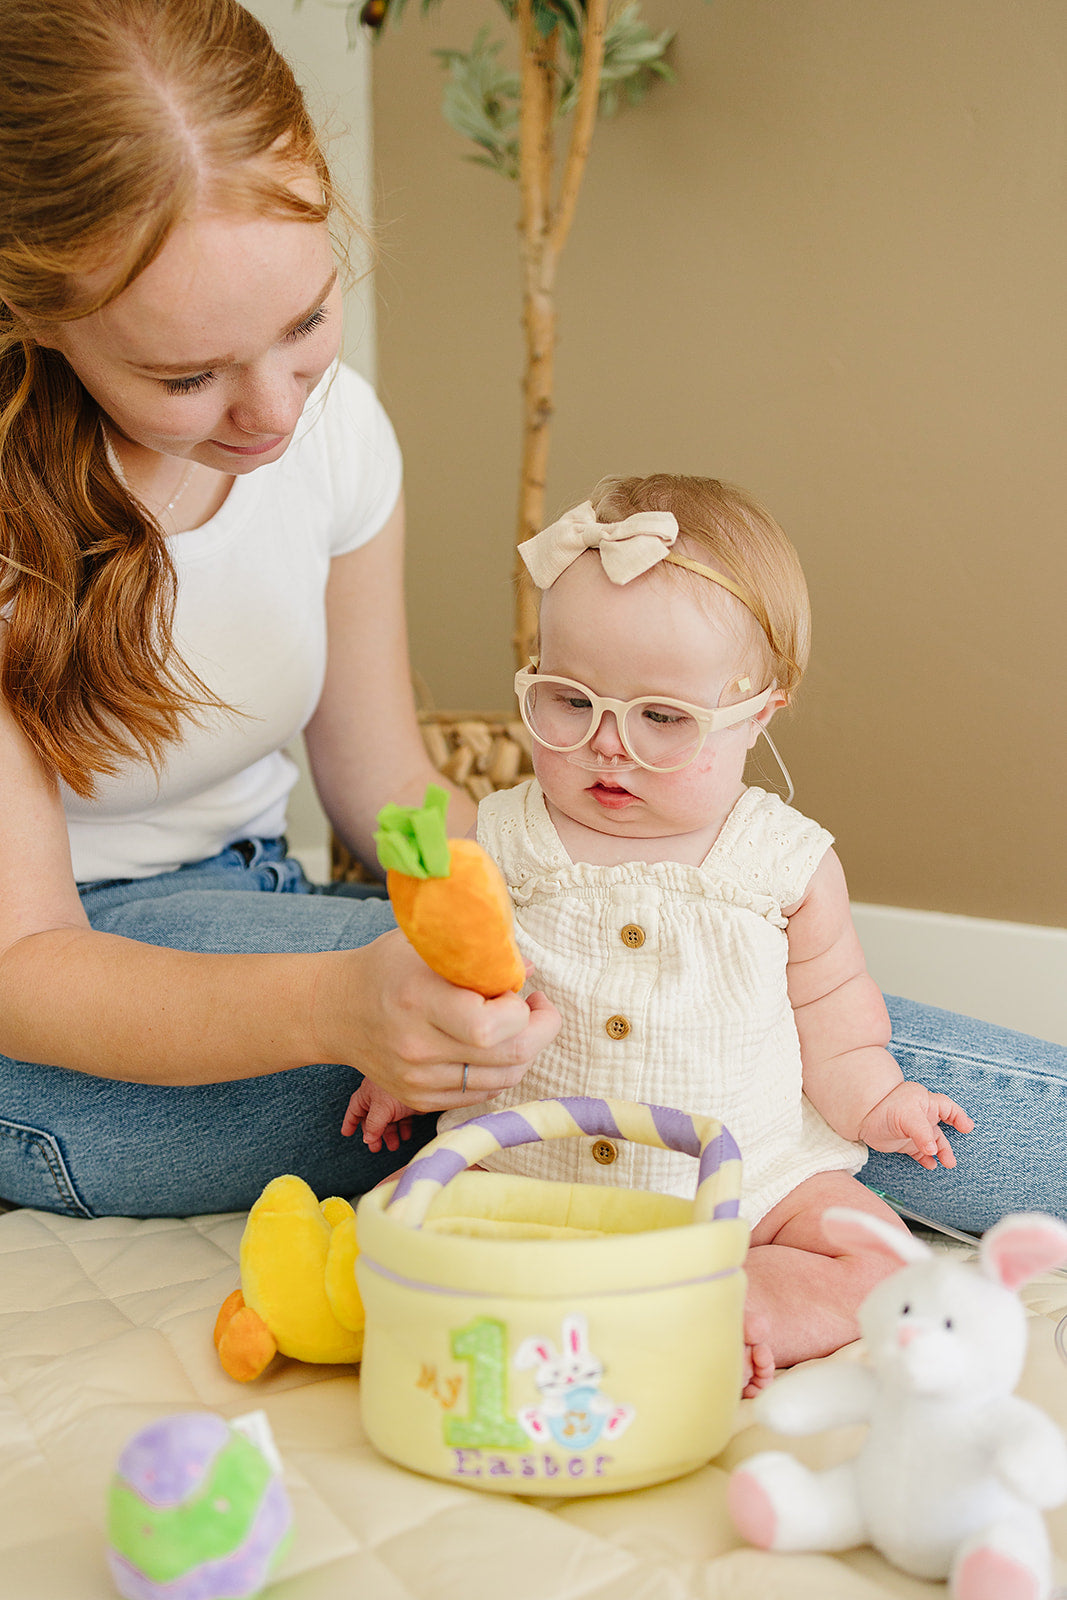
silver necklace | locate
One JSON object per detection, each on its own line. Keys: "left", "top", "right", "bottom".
{"left": 163, "top": 460, "right": 197, "bottom": 514}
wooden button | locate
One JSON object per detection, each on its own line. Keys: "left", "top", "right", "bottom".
{"left": 604, "top": 1014, "right": 631, "bottom": 1040}
{"left": 620, "top": 923, "right": 645, "bottom": 949}
{"left": 591, "top": 1138, "right": 618, "bottom": 1165}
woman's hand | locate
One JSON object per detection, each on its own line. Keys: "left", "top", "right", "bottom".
{"left": 313, "top": 928, "right": 561, "bottom": 1113}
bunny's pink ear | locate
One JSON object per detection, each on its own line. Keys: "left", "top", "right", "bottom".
{"left": 514, "top": 1338, "right": 555, "bottom": 1370}
{"left": 980, "top": 1213, "right": 1067, "bottom": 1291}
{"left": 821, "top": 1206, "right": 930, "bottom": 1265}
{"left": 562, "top": 1314, "right": 588, "bottom": 1356}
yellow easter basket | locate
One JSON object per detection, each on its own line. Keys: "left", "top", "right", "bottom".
{"left": 355, "top": 1096, "right": 748, "bottom": 1496}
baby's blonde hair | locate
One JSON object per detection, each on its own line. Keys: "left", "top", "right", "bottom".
{"left": 589, "top": 474, "right": 811, "bottom": 700}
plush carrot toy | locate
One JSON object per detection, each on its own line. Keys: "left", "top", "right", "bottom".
{"left": 374, "top": 783, "right": 525, "bottom": 997}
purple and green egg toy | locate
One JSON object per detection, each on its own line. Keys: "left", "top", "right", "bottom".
{"left": 107, "top": 1412, "right": 292, "bottom": 1600}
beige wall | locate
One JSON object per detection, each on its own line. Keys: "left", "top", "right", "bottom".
{"left": 371, "top": 0, "right": 1066, "bottom": 928}
{"left": 247, "top": 0, "right": 376, "bottom": 866}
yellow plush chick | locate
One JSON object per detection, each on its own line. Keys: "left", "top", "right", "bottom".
{"left": 214, "top": 1174, "right": 365, "bottom": 1382}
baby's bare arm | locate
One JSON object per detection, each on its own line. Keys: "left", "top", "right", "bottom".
{"left": 787, "top": 854, "right": 973, "bottom": 1161}
{"left": 785, "top": 849, "right": 902, "bottom": 1140}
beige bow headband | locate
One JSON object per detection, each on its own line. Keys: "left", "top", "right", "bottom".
{"left": 518, "top": 500, "right": 756, "bottom": 613}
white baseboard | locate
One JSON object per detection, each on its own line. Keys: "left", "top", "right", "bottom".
{"left": 851, "top": 903, "right": 1067, "bottom": 1048}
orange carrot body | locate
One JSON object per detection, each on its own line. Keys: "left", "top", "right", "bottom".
{"left": 387, "top": 839, "right": 525, "bottom": 998}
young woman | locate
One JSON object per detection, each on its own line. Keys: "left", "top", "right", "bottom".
{"left": 0, "top": 0, "right": 558, "bottom": 1217}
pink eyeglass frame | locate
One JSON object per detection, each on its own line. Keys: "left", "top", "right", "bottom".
{"left": 513, "top": 663, "right": 775, "bottom": 774}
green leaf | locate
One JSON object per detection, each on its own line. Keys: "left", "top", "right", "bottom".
{"left": 344, "top": 0, "right": 674, "bottom": 168}
{"left": 532, "top": 0, "right": 569, "bottom": 39}
{"left": 345, "top": 3, "right": 363, "bottom": 50}
{"left": 374, "top": 784, "right": 452, "bottom": 878}
{"left": 432, "top": 27, "right": 521, "bottom": 178}
{"left": 555, "top": 3, "right": 673, "bottom": 121}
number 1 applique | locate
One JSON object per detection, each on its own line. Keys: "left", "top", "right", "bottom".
{"left": 444, "top": 1317, "right": 527, "bottom": 1449}
{"left": 442, "top": 1313, "right": 634, "bottom": 1453}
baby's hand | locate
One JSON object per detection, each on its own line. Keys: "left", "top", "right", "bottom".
{"left": 857, "top": 1082, "right": 974, "bottom": 1169}
{"left": 342, "top": 1079, "right": 417, "bottom": 1152}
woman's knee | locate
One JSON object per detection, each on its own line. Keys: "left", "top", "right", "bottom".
{"left": 0, "top": 1114, "right": 93, "bottom": 1216}
{"left": 0, "top": 1058, "right": 437, "bottom": 1218}
{"left": 87, "top": 888, "right": 396, "bottom": 954}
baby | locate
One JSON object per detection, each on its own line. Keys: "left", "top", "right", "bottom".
{"left": 345, "top": 474, "right": 972, "bottom": 1392}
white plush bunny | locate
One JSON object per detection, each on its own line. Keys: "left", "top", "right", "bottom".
{"left": 728, "top": 1209, "right": 1067, "bottom": 1600}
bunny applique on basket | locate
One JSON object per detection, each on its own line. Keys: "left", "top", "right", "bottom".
{"left": 355, "top": 1095, "right": 748, "bottom": 1496}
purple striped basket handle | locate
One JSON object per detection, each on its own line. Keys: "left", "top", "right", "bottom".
{"left": 384, "top": 1096, "right": 742, "bottom": 1229}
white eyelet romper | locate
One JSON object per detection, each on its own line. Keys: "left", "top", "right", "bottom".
{"left": 439, "top": 779, "right": 867, "bottom": 1226}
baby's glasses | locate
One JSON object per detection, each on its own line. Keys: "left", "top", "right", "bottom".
{"left": 513, "top": 664, "right": 775, "bottom": 774}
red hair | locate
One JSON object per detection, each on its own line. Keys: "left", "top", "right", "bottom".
{"left": 0, "top": 0, "right": 345, "bottom": 795}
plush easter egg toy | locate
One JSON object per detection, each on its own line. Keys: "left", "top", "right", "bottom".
{"left": 106, "top": 1411, "right": 292, "bottom": 1600}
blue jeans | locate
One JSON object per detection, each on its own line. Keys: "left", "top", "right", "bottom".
{"left": 0, "top": 840, "right": 439, "bottom": 1218}
{"left": 865, "top": 996, "right": 1067, "bottom": 1233}
{"left": 1, "top": 841, "right": 1063, "bottom": 1226}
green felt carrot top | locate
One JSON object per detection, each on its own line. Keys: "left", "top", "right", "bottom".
{"left": 373, "top": 783, "right": 452, "bottom": 879}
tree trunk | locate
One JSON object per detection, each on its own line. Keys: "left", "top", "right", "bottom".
{"left": 512, "top": 0, "right": 608, "bottom": 670}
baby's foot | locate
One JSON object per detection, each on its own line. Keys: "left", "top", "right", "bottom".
{"left": 741, "top": 1310, "right": 775, "bottom": 1398}
{"left": 742, "top": 1343, "right": 775, "bottom": 1398}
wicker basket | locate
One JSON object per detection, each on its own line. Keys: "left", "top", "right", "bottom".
{"left": 330, "top": 711, "right": 535, "bottom": 884}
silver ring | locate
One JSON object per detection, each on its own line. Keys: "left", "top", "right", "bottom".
{"left": 461, "top": 1064, "right": 469, "bottom": 1093}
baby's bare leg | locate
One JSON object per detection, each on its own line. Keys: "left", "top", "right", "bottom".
{"left": 745, "top": 1171, "right": 908, "bottom": 1371}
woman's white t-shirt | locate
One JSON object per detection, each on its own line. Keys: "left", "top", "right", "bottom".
{"left": 63, "top": 364, "right": 402, "bottom": 883}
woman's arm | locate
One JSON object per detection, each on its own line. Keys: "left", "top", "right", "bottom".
{"left": 0, "top": 675, "right": 556, "bottom": 1094}
{"left": 303, "top": 494, "right": 476, "bottom": 866}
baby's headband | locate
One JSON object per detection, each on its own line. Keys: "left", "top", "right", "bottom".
{"left": 518, "top": 500, "right": 756, "bottom": 614}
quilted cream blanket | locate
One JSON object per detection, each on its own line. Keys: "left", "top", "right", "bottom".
{"left": 2, "top": 1206, "right": 1067, "bottom": 1600}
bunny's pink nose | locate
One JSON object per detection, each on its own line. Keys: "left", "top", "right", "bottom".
{"left": 896, "top": 1326, "right": 921, "bottom": 1348}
